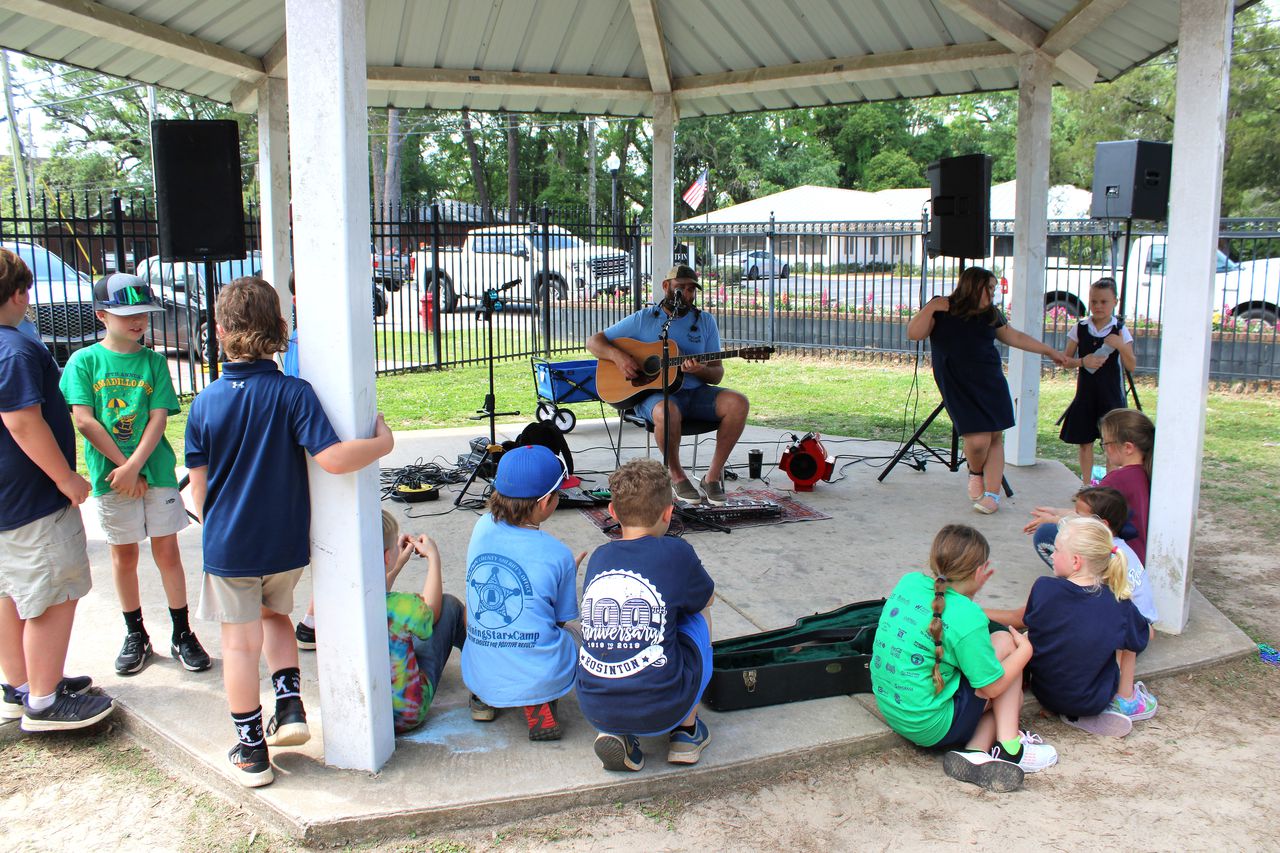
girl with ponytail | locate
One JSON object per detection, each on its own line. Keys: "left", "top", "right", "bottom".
{"left": 871, "top": 525, "right": 1057, "bottom": 793}
{"left": 987, "top": 515, "right": 1152, "bottom": 738}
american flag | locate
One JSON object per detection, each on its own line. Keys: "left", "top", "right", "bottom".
{"left": 682, "top": 168, "right": 708, "bottom": 210}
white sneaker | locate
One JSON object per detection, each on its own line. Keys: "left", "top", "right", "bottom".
{"left": 1013, "top": 730, "right": 1059, "bottom": 773}
{"left": 942, "top": 749, "right": 1024, "bottom": 792}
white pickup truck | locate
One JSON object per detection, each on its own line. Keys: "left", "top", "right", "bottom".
{"left": 412, "top": 224, "right": 631, "bottom": 311}
{"left": 1033, "top": 235, "right": 1280, "bottom": 325}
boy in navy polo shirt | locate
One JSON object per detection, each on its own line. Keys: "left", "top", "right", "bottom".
{"left": 0, "top": 248, "right": 114, "bottom": 732}
{"left": 185, "top": 276, "right": 394, "bottom": 788}
{"left": 577, "top": 459, "right": 715, "bottom": 771}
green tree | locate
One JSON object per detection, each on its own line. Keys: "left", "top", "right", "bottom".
{"left": 863, "top": 149, "right": 925, "bottom": 190}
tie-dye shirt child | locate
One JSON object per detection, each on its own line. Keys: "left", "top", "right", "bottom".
{"left": 387, "top": 591, "right": 436, "bottom": 734}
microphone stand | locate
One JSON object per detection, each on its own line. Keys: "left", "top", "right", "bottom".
{"left": 661, "top": 292, "right": 729, "bottom": 534}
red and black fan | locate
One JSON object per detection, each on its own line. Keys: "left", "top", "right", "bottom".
{"left": 778, "top": 433, "right": 834, "bottom": 492}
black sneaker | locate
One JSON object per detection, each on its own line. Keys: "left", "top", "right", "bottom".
{"left": 2, "top": 676, "right": 94, "bottom": 721}
{"left": 20, "top": 689, "right": 115, "bottom": 733}
{"left": 295, "top": 622, "right": 316, "bottom": 651}
{"left": 115, "top": 631, "right": 153, "bottom": 675}
{"left": 942, "top": 749, "right": 1025, "bottom": 793}
{"left": 227, "top": 742, "right": 274, "bottom": 788}
{"left": 170, "top": 631, "right": 212, "bottom": 672}
{"left": 265, "top": 697, "right": 310, "bottom": 747}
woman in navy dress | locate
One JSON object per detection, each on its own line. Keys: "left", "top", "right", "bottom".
{"left": 907, "top": 267, "right": 1066, "bottom": 514}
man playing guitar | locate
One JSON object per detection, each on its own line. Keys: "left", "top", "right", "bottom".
{"left": 587, "top": 265, "right": 749, "bottom": 505}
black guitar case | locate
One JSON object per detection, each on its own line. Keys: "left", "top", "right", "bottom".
{"left": 702, "top": 599, "right": 884, "bottom": 712}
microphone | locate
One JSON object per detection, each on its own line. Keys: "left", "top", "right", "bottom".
{"left": 668, "top": 289, "right": 690, "bottom": 317}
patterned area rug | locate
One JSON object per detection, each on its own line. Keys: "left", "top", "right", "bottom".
{"left": 579, "top": 488, "right": 831, "bottom": 540}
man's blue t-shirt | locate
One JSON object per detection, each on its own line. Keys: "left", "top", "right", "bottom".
{"left": 603, "top": 306, "right": 721, "bottom": 390}
{"left": 184, "top": 359, "right": 340, "bottom": 577}
{"left": 1024, "top": 575, "right": 1150, "bottom": 717}
{"left": 461, "top": 514, "right": 579, "bottom": 707}
{"left": 0, "top": 326, "right": 76, "bottom": 531}
{"left": 576, "top": 535, "right": 715, "bottom": 735}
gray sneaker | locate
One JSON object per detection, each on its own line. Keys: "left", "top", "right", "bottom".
{"left": 673, "top": 478, "right": 703, "bottom": 504}
{"left": 699, "top": 476, "right": 727, "bottom": 505}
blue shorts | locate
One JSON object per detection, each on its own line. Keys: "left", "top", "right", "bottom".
{"left": 930, "top": 676, "right": 989, "bottom": 751}
{"left": 634, "top": 611, "right": 714, "bottom": 738}
{"left": 633, "top": 384, "right": 723, "bottom": 424}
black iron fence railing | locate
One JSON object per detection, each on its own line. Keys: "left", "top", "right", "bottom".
{"left": 4, "top": 190, "right": 1278, "bottom": 395}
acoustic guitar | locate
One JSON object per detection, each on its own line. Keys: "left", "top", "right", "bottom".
{"left": 595, "top": 337, "right": 775, "bottom": 408}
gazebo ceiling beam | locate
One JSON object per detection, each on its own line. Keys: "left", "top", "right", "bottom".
{"left": 1041, "top": 0, "right": 1135, "bottom": 56}
{"left": 5, "top": 0, "right": 265, "bottom": 84}
{"left": 364, "top": 66, "right": 653, "bottom": 98}
{"left": 936, "top": 0, "right": 1098, "bottom": 89}
{"left": 629, "top": 0, "right": 672, "bottom": 95}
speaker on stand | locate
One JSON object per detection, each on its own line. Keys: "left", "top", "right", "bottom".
{"left": 926, "top": 153, "right": 993, "bottom": 262}
{"left": 151, "top": 119, "right": 247, "bottom": 377}
{"left": 1089, "top": 139, "right": 1171, "bottom": 411}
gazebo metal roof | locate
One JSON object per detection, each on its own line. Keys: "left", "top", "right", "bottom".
{"left": 0, "top": 0, "right": 1258, "bottom": 115}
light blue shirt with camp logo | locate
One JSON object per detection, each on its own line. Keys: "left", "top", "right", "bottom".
{"left": 603, "top": 306, "right": 722, "bottom": 390}
{"left": 460, "top": 513, "right": 579, "bottom": 707}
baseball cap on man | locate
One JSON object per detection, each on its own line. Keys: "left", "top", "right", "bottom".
{"left": 663, "top": 264, "right": 701, "bottom": 288}
{"left": 493, "top": 444, "right": 568, "bottom": 500}
{"left": 94, "top": 273, "right": 164, "bottom": 316}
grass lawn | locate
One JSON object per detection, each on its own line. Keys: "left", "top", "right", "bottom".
{"left": 147, "top": 352, "right": 1277, "bottom": 539}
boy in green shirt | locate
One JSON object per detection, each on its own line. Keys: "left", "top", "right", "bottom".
{"left": 60, "top": 273, "right": 210, "bottom": 676}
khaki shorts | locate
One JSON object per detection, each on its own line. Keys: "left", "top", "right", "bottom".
{"left": 96, "top": 487, "right": 190, "bottom": 546}
{"left": 197, "top": 568, "right": 305, "bottom": 624}
{"left": 0, "top": 506, "right": 92, "bottom": 620}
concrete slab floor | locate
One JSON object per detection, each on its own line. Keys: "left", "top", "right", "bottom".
{"left": 51, "top": 419, "right": 1254, "bottom": 843}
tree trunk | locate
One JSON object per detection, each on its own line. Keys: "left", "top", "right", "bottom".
{"left": 370, "top": 108, "right": 387, "bottom": 217}
{"left": 506, "top": 112, "right": 519, "bottom": 220}
{"left": 461, "top": 108, "right": 493, "bottom": 221}
{"left": 383, "top": 107, "right": 403, "bottom": 240}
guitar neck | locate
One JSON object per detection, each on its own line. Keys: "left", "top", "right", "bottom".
{"left": 671, "top": 348, "right": 753, "bottom": 365}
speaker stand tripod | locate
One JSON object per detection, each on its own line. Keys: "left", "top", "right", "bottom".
{"left": 878, "top": 401, "right": 1013, "bottom": 498}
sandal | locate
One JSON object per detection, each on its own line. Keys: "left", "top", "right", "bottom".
{"left": 974, "top": 491, "right": 1000, "bottom": 514}
{"left": 967, "top": 468, "right": 984, "bottom": 501}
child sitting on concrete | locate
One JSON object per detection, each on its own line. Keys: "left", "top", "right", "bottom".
{"left": 381, "top": 509, "right": 466, "bottom": 734}
{"left": 461, "top": 444, "right": 584, "bottom": 740}
{"left": 577, "top": 459, "right": 715, "bottom": 771}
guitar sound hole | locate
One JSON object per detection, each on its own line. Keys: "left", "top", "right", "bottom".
{"left": 641, "top": 355, "right": 662, "bottom": 377}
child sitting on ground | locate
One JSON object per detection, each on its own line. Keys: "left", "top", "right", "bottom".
{"left": 381, "top": 509, "right": 466, "bottom": 734}
{"left": 986, "top": 515, "right": 1150, "bottom": 738}
{"left": 1025, "top": 408, "right": 1154, "bottom": 564}
{"left": 60, "top": 273, "right": 210, "bottom": 676}
{"left": 185, "top": 276, "right": 394, "bottom": 787}
{"left": 461, "top": 444, "right": 584, "bottom": 740}
{"left": 577, "top": 459, "right": 715, "bottom": 771}
{"left": 872, "top": 525, "right": 1057, "bottom": 793}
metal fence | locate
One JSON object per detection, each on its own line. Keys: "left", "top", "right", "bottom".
{"left": 4, "top": 190, "right": 1278, "bottom": 399}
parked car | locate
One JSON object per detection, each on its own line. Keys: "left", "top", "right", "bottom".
{"left": 372, "top": 242, "right": 408, "bottom": 291}
{"left": 412, "top": 225, "right": 631, "bottom": 311}
{"left": 138, "top": 252, "right": 387, "bottom": 361}
{"left": 717, "top": 249, "right": 789, "bottom": 280}
{"left": 1, "top": 240, "right": 100, "bottom": 361}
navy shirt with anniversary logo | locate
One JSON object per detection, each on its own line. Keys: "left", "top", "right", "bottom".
{"left": 184, "top": 359, "right": 340, "bottom": 577}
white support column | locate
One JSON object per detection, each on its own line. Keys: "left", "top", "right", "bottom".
{"left": 284, "top": 0, "right": 394, "bottom": 770}
{"left": 1148, "top": 0, "right": 1234, "bottom": 634}
{"left": 256, "top": 76, "right": 292, "bottom": 323}
{"left": 1005, "top": 51, "right": 1053, "bottom": 466}
{"left": 651, "top": 94, "right": 675, "bottom": 298}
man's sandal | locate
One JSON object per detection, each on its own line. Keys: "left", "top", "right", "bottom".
{"left": 974, "top": 491, "right": 1000, "bottom": 514}
{"left": 967, "top": 468, "right": 984, "bottom": 501}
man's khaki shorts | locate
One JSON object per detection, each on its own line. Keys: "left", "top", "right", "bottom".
{"left": 0, "top": 505, "right": 92, "bottom": 619}
{"left": 197, "top": 568, "right": 305, "bottom": 624}
{"left": 96, "top": 486, "right": 190, "bottom": 546}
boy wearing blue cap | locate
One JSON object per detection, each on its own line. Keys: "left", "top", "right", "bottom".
{"left": 461, "top": 444, "right": 585, "bottom": 740}
{"left": 60, "top": 273, "right": 210, "bottom": 676}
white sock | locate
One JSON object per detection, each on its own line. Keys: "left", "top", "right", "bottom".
{"left": 301, "top": 613, "right": 316, "bottom": 628}
{"left": 27, "top": 691, "right": 56, "bottom": 711}
{"left": 14, "top": 682, "right": 28, "bottom": 695}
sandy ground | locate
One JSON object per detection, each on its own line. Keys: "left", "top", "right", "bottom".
{"left": 1, "top": 516, "right": 1277, "bottom": 852}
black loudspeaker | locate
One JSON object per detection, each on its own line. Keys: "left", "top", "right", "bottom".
{"left": 926, "top": 153, "right": 992, "bottom": 259}
{"left": 1090, "top": 140, "right": 1172, "bottom": 221}
{"left": 152, "top": 120, "right": 246, "bottom": 261}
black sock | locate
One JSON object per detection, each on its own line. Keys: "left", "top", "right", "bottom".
{"left": 271, "top": 667, "right": 302, "bottom": 704}
{"left": 673, "top": 722, "right": 697, "bottom": 736}
{"left": 169, "top": 606, "right": 191, "bottom": 642}
{"left": 123, "top": 608, "right": 146, "bottom": 636}
{"left": 231, "top": 707, "right": 265, "bottom": 749}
